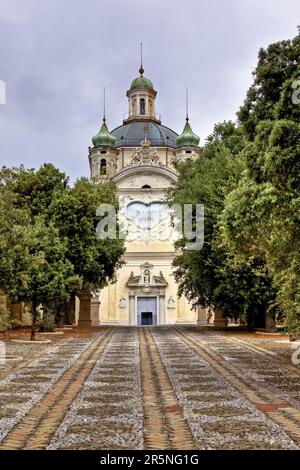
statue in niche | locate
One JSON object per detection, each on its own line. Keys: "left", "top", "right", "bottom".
{"left": 91, "top": 158, "right": 99, "bottom": 178}
{"left": 144, "top": 269, "right": 151, "bottom": 284}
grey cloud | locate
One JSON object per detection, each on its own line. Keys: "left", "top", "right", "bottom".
{"left": 0, "top": 0, "right": 299, "bottom": 181}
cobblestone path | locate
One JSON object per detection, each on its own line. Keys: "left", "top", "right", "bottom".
{"left": 0, "top": 327, "right": 299, "bottom": 450}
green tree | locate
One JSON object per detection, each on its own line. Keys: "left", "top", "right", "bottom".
{"left": 238, "top": 28, "right": 300, "bottom": 139}
{"left": 0, "top": 186, "right": 80, "bottom": 339}
{"left": 0, "top": 165, "right": 125, "bottom": 331}
{"left": 205, "top": 121, "right": 247, "bottom": 157}
{"left": 221, "top": 28, "right": 300, "bottom": 334}
{"left": 0, "top": 163, "right": 68, "bottom": 218}
{"left": 22, "top": 220, "right": 81, "bottom": 340}
{"left": 168, "top": 127, "right": 276, "bottom": 327}
{"left": 50, "top": 178, "right": 124, "bottom": 292}
{"left": 221, "top": 123, "right": 300, "bottom": 333}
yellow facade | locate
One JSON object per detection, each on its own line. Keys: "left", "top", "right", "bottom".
{"left": 87, "top": 68, "right": 201, "bottom": 326}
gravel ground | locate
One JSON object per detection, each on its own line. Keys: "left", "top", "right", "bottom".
{"left": 0, "top": 326, "right": 299, "bottom": 450}
{"left": 0, "top": 338, "right": 93, "bottom": 443}
{"left": 48, "top": 328, "right": 143, "bottom": 450}
{"left": 186, "top": 329, "right": 300, "bottom": 409}
{"left": 152, "top": 328, "right": 298, "bottom": 450}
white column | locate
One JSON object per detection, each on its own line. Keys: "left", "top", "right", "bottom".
{"left": 129, "top": 291, "right": 135, "bottom": 325}
{"left": 159, "top": 291, "right": 166, "bottom": 325}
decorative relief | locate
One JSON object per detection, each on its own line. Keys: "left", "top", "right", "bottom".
{"left": 126, "top": 264, "right": 168, "bottom": 290}
{"left": 142, "top": 287, "right": 152, "bottom": 294}
{"left": 118, "top": 194, "right": 173, "bottom": 243}
{"left": 118, "top": 297, "right": 127, "bottom": 310}
{"left": 92, "top": 292, "right": 101, "bottom": 301}
{"left": 169, "top": 156, "right": 179, "bottom": 167}
{"left": 130, "top": 139, "right": 160, "bottom": 166}
{"left": 129, "top": 289, "right": 135, "bottom": 298}
{"left": 167, "top": 296, "right": 176, "bottom": 310}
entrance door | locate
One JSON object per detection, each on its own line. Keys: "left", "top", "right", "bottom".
{"left": 137, "top": 297, "right": 157, "bottom": 326}
{"left": 141, "top": 312, "right": 153, "bottom": 325}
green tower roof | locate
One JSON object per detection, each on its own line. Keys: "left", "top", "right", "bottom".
{"left": 130, "top": 66, "right": 153, "bottom": 91}
{"left": 92, "top": 119, "right": 116, "bottom": 147}
{"left": 176, "top": 118, "right": 200, "bottom": 147}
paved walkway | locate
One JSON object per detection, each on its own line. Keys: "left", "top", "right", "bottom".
{"left": 0, "top": 327, "right": 299, "bottom": 450}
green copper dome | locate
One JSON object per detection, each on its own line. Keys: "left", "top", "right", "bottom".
{"left": 130, "top": 66, "right": 153, "bottom": 90}
{"left": 176, "top": 119, "right": 200, "bottom": 147}
{"left": 92, "top": 119, "right": 116, "bottom": 147}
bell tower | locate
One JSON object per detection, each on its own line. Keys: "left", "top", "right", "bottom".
{"left": 88, "top": 89, "right": 118, "bottom": 182}
{"left": 176, "top": 89, "right": 200, "bottom": 159}
{"left": 175, "top": 117, "right": 200, "bottom": 160}
{"left": 89, "top": 121, "right": 117, "bottom": 182}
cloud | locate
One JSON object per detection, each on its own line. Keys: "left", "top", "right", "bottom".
{"left": 0, "top": 0, "right": 35, "bottom": 24}
{"left": 0, "top": 0, "right": 299, "bottom": 182}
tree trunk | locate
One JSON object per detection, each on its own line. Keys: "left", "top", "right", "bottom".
{"left": 67, "top": 293, "right": 76, "bottom": 325}
{"left": 31, "top": 300, "right": 38, "bottom": 341}
{"left": 265, "top": 308, "right": 276, "bottom": 332}
{"left": 57, "top": 304, "right": 64, "bottom": 328}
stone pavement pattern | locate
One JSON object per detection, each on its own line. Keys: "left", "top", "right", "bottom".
{"left": 0, "top": 327, "right": 299, "bottom": 450}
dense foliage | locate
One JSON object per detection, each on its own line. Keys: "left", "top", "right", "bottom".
{"left": 169, "top": 28, "right": 300, "bottom": 332}
{"left": 0, "top": 164, "right": 124, "bottom": 338}
{"left": 221, "top": 31, "right": 300, "bottom": 333}
{"left": 168, "top": 124, "right": 277, "bottom": 328}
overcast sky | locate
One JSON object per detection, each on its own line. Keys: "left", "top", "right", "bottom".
{"left": 0, "top": 0, "right": 299, "bottom": 182}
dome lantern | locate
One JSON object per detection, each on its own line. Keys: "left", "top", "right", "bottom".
{"left": 125, "top": 48, "right": 159, "bottom": 123}
{"left": 130, "top": 74, "right": 154, "bottom": 91}
{"left": 125, "top": 70, "right": 158, "bottom": 123}
{"left": 129, "top": 43, "right": 154, "bottom": 92}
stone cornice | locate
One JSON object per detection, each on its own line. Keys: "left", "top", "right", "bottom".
{"left": 112, "top": 164, "right": 178, "bottom": 185}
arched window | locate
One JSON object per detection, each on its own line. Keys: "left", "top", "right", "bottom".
{"left": 100, "top": 159, "right": 107, "bottom": 175}
{"left": 140, "top": 98, "right": 145, "bottom": 115}
{"left": 142, "top": 184, "right": 151, "bottom": 189}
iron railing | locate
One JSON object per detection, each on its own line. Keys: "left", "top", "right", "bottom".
{"left": 123, "top": 112, "right": 161, "bottom": 121}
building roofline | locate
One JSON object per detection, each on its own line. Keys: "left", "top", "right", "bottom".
{"left": 111, "top": 121, "right": 179, "bottom": 138}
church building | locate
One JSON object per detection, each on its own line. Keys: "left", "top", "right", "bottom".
{"left": 87, "top": 65, "right": 203, "bottom": 326}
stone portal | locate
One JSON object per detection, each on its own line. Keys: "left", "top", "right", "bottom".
{"left": 126, "top": 266, "right": 168, "bottom": 326}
